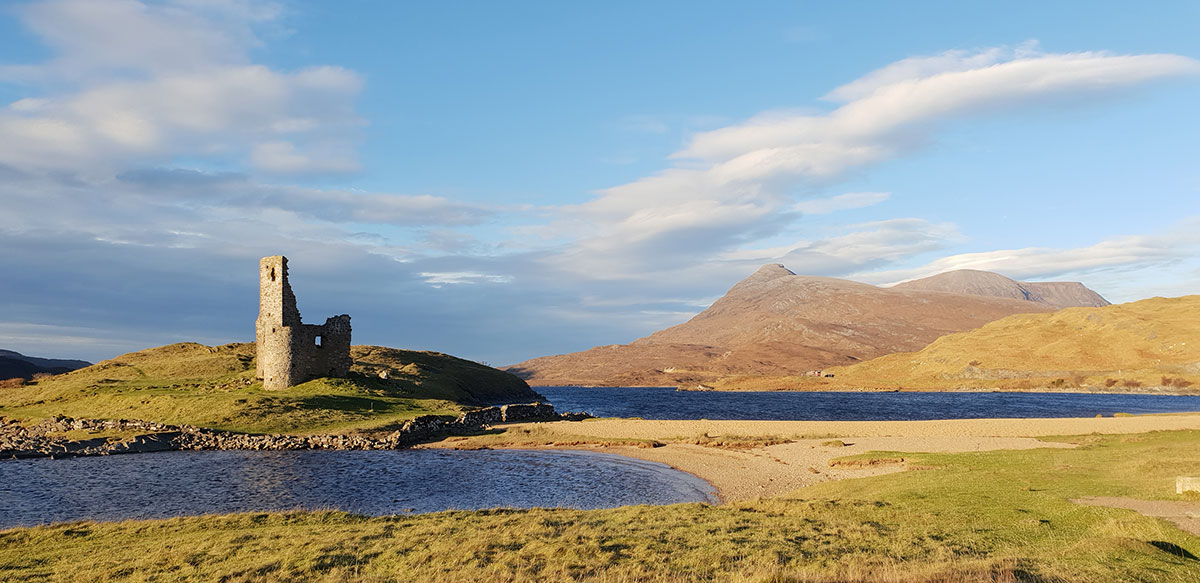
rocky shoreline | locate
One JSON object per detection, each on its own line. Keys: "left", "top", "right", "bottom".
{"left": 0, "top": 403, "right": 588, "bottom": 460}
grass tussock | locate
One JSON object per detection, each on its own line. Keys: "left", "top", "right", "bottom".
{"left": 5, "top": 431, "right": 1200, "bottom": 582}
{"left": 438, "top": 427, "right": 802, "bottom": 451}
{"left": 675, "top": 433, "right": 794, "bottom": 449}
{"left": 0, "top": 342, "right": 540, "bottom": 435}
{"left": 439, "top": 425, "right": 666, "bottom": 450}
{"left": 827, "top": 452, "right": 907, "bottom": 468}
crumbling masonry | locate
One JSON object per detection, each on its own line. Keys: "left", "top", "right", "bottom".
{"left": 255, "top": 256, "right": 352, "bottom": 390}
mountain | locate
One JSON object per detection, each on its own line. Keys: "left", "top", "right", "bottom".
{"left": 0, "top": 349, "right": 92, "bottom": 380}
{"left": 817, "top": 295, "right": 1200, "bottom": 391}
{"left": 0, "top": 357, "right": 42, "bottom": 381}
{"left": 506, "top": 264, "right": 1085, "bottom": 386}
{"left": 891, "top": 270, "right": 1109, "bottom": 309}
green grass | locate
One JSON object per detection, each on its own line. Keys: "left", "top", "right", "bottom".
{"left": 3, "top": 431, "right": 1198, "bottom": 582}
{"left": 0, "top": 342, "right": 541, "bottom": 435}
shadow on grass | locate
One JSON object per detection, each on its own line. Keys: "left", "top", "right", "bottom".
{"left": 297, "top": 395, "right": 394, "bottom": 413}
{"left": 1149, "top": 540, "right": 1199, "bottom": 560}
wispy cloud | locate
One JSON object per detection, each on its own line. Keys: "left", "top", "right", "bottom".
{"left": 419, "top": 271, "right": 514, "bottom": 287}
{"left": 680, "top": 45, "right": 1199, "bottom": 163}
{"left": 114, "top": 169, "right": 491, "bottom": 226}
{"left": 861, "top": 218, "right": 1200, "bottom": 288}
{"left": 793, "top": 191, "right": 891, "bottom": 215}
{"left": 541, "top": 44, "right": 1200, "bottom": 281}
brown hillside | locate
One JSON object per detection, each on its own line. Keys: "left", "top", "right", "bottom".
{"left": 506, "top": 264, "right": 1065, "bottom": 386}
{"left": 802, "top": 295, "right": 1200, "bottom": 391}
{"left": 891, "top": 269, "right": 1109, "bottom": 309}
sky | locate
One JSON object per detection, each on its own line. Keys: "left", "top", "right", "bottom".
{"left": 2, "top": 0, "right": 1199, "bottom": 365}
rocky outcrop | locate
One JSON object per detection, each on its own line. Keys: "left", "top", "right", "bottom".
{"left": 500, "top": 403, "right": 559, "bottom": 421}
{"left": 0, "top": 404, "right": 588, "bottom": 460}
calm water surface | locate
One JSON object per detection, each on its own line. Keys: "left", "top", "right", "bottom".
{"left": 7, "top": 389, "right": 1198, "bottom": 528}
{"left": 0, "top": 449, "right": 716, "bottom": 529}
{"left": 538, "top": 386, "right": 1200, "bottom": 420}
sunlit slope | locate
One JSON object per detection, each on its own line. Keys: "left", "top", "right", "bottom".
{"left": 508, "top": 264, "right": 1061, "bottom": 386}
{"left": 825, "top": 295, "right": 1200, "bottom": 389}
{"left": 0, "top": 342, "right": 542, "bottom": 433}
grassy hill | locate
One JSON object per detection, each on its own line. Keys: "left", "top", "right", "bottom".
{"left": 0, "top": 342, "right": 543, "bottom": 434}
{"left": 713, "top": 295, "right": 1200, "bottom": 392}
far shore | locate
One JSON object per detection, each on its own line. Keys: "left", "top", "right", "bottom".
{"left": 421, "top": 414, "right": 1200, "bottom": 503}
{"left": 529, "top": 383, "right": 1200, "bottom": 395}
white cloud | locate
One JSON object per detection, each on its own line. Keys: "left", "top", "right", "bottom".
{"left": 678, "top": 48, "right": 1199, "bottom": 166}
{"left": 859, "top": 217, "right": 1200, "bottom": 289}
{"left": 793, "top": 191, "right": 891, "bottom": 215}
{"left": 0, "top": 1, "right": 362, "bottom": 177}
{"left": 419, "top": 272, "right": 514, "bottom": 287}
{"left": 715, "top": 218, "right": 961, "bottom": 276}
{"left": 251, "top": 140, "right": 361, "bottom": 174}
{"left": 106, "top": 169, "right": 493, "bottom": 227}
{"left": 545, "top": 45, "right": 1200, "bottom": 281}
{"left": 2, "top": 0, "right": 278, "bottom": 82}
{"left": 821, "top": 45, "right": 1020, "bottom": 103}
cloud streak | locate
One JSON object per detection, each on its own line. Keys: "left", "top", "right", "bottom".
{"left": 793, "top": 191, "right": 891, "bottom": 215}
{"left": 864, "top": 218, "right": 1200, "bottom": 288}
{"left": 546, "top": 44, "right": 1200, "bottom": 280}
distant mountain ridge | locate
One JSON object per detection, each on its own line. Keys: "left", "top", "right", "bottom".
{"left": 507, "top": 265, "right": 1107, "bottom": 387}
{"left": 891, "top": 270, "right": 1109, "bottom": 309}
{"left": 0, "top": 349, "right": 92, "bottom": 380}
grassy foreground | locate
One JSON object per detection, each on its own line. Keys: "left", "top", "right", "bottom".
{"left": 0, "top": 342, "right": 541, "bottom": 434}
{"left": 3, "top": 431, "right": 1198, "bottom": 582}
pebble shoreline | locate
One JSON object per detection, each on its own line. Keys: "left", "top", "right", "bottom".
{"left": 0, "top": 403, "right": 587, "bottom": 460}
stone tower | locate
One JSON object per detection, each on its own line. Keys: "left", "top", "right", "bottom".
{"left": 255, "top": 255, "right": 352, "bottom": 390}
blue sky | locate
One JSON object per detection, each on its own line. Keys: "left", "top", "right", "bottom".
{"left": 1, "top": 0, "right": 1198, "bottom": 365}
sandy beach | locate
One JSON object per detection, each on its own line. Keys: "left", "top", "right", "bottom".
{"left": 423, "top": 414, "right": 1200, "bottom": 502}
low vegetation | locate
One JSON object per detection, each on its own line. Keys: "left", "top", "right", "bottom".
{"left": 432, "top": 426, "right": 815, "bottom": 451}
{"left": 3, "top": 431, "right": 1198, "bottom": 582}
{"left": 0, "top": 342, "right": 541, "bottom": 435}
{"left": 436, "top": 423, "right": 667, "bottom": 450}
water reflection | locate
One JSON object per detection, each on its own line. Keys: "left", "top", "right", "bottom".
{"left": 0, "top": 449, "right": 716, "bottom": 529}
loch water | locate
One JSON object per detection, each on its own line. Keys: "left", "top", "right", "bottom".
{"left": 0, "top": 449, "right": 716, "bottom": 529}
{"left": 6, "top": 389, "right": 1198, "bottom": 529}
{"left": 538, "top": 386, "right": 1200, "bottom": 420}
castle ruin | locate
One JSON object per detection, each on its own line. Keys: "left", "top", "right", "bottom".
{"left": 255, "top": 255, "right": 352, "bottom": 390}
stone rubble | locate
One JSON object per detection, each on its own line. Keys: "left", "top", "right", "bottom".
{"left": 0, "top": 403, "right": 589, "bottom": 460}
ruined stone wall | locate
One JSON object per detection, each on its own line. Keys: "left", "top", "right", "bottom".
{"left": 255, "top": 255, "right": 351, "bottom": 390}
{"left": 290, "top": 316, "right": 352, "bottom": 380}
